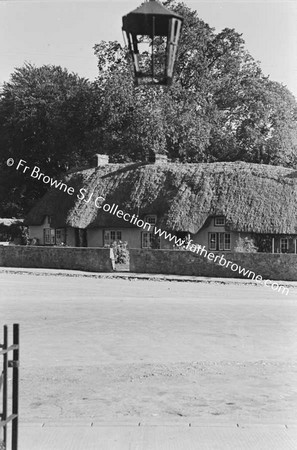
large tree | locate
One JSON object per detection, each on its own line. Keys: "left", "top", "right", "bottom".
{"left": 1, "top": 1, "right": 297, "bottom": 217}
{"left": 0, "top": 63, "right": 101, "bottom": 215}
{"left": 93, "top": 0, "right": 297, "bottom": 166}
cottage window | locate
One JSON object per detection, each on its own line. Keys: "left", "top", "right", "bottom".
{"left": 209, "top": 233, "right": 217, "bottom": 250}
{"left": 44, "top": 228, "right": 55, "bottom": 245}
{"left": 55, "top": 228, "right": 66, "bottom": 245}
{"left": 219, "top": 233, "right": 224, "bottom": 250}
{"left": 110, "top": 231, "right": 121, "bottom": 242}
{"left": 145, "top": 215, "right": 157, "bottom": 226}
{"left": 209, "top": 232, "right": 231, "bottom": 251}
{"left": 104, "top": 230, "right": 122, "bottom": 246}
{"left": 214, "top": 216, "right": 225, "bottom": 226}
{"left": 142, "top": 232, "right": 153, "bottom": 249}
{"left": 280, "top": 238, "right": 289, "bottom": 253}
{"left": 224, "top": 233, "right": 231, "bottom": 250}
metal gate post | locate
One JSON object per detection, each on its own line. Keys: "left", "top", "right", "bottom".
{"left": 2, "top": 326, "right": 8, "bottom": 448}
{"left": 11, "top": 325, "right": 19, "bottom": 450}
{"left": 0, "top": 324, "right": 19, "bottom": 450}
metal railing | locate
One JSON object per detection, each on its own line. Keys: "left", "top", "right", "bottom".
{"left": 0, "top": 324, "right": 19, "bottom": 450}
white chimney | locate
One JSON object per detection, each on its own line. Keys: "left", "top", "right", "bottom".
{"left": 95, "top": 154, "right": 109, "bottom": 166}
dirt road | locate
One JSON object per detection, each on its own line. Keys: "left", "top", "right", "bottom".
{"left": 0, "top": 272, "right": 296, "bottom": 423}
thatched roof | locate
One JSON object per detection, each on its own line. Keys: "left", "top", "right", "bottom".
{"left": 25, "top": 161, "right": 297, "bottom": 234}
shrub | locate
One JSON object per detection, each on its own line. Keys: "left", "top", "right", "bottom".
{"left": 112, "top": 240, "right": 129, "bottom": 264}
{"left": 234, "top": 236, "right": 258, "bottom": 253}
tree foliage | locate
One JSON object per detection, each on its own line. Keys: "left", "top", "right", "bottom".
{"left": 0, "top": 63, "right": 101, "bottom": 215}
{"left": 1, "top": 1, "right": 297, "bottom": 217}
{"left": 93, "top": 0, "right": 297, "bottom": 166}
{"left": 0, "top": 63, "right": 101, "bottom": 169}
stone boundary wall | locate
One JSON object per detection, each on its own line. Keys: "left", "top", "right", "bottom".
{"left": 130, "top": 249, "right": 297, "bottom": 281}
{"left": 1, "top": 246, "right": 297, "bottom": 281}
{"left": 0, "top": 246, "right": 112, "bottom": 272}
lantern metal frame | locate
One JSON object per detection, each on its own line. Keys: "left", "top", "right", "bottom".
{"left": 122, "top": 0, "right": 183, "bottom": 86}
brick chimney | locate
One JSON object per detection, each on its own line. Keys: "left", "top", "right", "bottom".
{"left": 95, "top": 154, "right": 109, "bottom": 166}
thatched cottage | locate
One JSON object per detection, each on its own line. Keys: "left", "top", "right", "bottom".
{"left": 25, "top": 157, "right": 297, "bottom": 253}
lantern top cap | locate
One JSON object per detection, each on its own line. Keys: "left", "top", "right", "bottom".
{"left": 123, "top": 0, "right": 183, "bottom": 22}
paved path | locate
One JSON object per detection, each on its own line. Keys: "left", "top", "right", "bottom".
{"left": 18, "top": 422, "right": 297, "bottom": 450}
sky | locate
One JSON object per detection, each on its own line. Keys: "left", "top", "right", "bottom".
{"left": 0, "top": 0, "right": 297, "bottom": 98}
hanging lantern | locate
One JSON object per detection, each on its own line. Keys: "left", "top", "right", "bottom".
{"left": 122, "top": 0, "right": 183, "bottom": 86}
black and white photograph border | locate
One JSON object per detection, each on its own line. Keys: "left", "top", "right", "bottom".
{"left": 0, "top": 1, "right": 297, "bottom": 449}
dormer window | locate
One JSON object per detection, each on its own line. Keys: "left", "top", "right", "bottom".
{"left": 214, "top": 216, "right": 225, "bottom": 226}
{"left": 145, "top": 215, "right": 157, "bottom": 226}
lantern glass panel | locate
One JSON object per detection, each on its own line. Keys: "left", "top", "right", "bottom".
{"left": 124, "top": 32, "right": 168, "bottom": 85}
{"left": 122, "top": 1, "right": 183, "bottom": 86}
{"left": 166, "top": 17, "right": 182, "bottom": 80}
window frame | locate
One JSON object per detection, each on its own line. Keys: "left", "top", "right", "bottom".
{"left": 55, "top": 228, "right": 66, "bottom": 245}
{"left": 214, "top": 216, "right": 225, "bottom": 226}
{"left": 104, "top": 230, "right": 122, "bottom": 246}
{"left": 280, "top": 237, "right": 289, "bottom": 253}
{"left": 209, "top": 232, "right": 231, "bottom": 251}
{"left": 209, "top": 232, "right": 217, "bottom": 251}
{"left": 224, "top": 233, "right": 231, "bottom": 250}
{"left": 219, "top": 233, "right": 224, "bottom": 250}
{"left": 142, "top": 231, "right": 153, "bottom": 249}
{"left": 43, "top": 228, "right": 55, "bottom": 245}
{"left": 145, "top": 215, "right": 157, "bottom": 226}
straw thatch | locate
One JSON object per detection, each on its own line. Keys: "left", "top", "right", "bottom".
{"left": 25, "top": 161, "right": 297, "bottom": 234}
